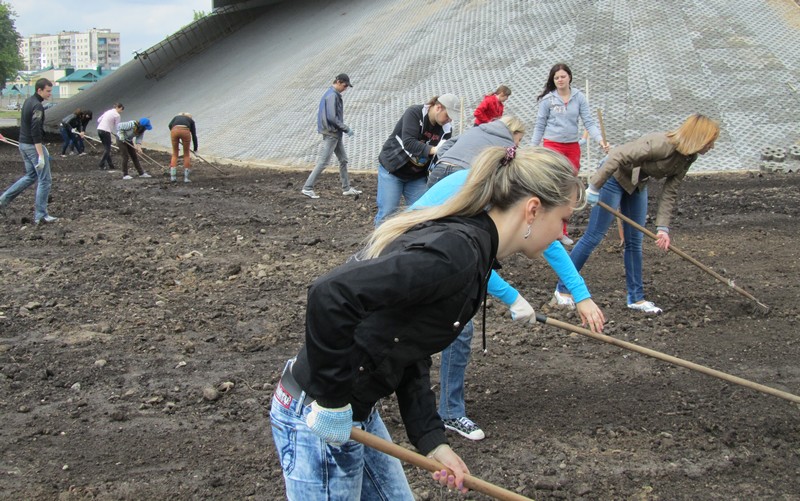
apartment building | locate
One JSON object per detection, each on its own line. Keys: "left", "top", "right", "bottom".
{"left": 19, "top": 29, "right": 121, "bottom": 72}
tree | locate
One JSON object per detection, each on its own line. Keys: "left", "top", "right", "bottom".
{"left": 0, "top": 2, "right": 22, "bottom": 90}
{"left": 192, "top": 10, "right": 209, "bottom": 22}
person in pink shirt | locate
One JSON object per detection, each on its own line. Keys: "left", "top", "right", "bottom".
{"left": 473, "top": 85, "right": 510, "bottom": 125}
{"left": 96, "top": 103, "right": 124, "bottom": 171}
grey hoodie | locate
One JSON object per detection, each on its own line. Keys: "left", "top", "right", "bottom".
{"left": 434, "top": 119, "right": 515, "bottom": 169}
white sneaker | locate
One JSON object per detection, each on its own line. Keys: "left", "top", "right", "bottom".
{"left": 35, "top": 215, "right": 58, "bottom": 224}
{"left": 342, "top": 187, "right": 362, "bottom": 196}
{"left": 444, "top": 417, "right": 485, "bottom": 441}
{"left": 550, "top": 290, "right": 576, "bottom": 310}
{"left": 122, "top": 175, "right": 133, "bottom": 180}
{"left": 301, "top": 189, "right": 320, "bottom": 199}
{"left": 140, "top": 172, "right": 152, "bottom": 178}
{"left": 559, "top": 234, "right": 575, "bottom": 246}
{"left": 627, "top": 300, "right": 662, "bottom": 314}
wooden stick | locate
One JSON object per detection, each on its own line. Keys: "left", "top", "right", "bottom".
{"left": 350, "top": 428, "right": 534, "bottom": 501}
{"left": 536, "top": 314, "right": 798, "bottom": 403}
{"left": 594, "top": 110, "right": 624, "bottom": 242}
{"left": 598, "top": 201, "right": 769, "bottom": 312}
{"left": 597, "top": 109, "right": 608, "bottom": 145}
{"left": 190, "top": 150, "right": 226, "bottom": 174}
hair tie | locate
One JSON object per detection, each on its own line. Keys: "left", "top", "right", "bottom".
{"left": 500, "top": 146, "right": 517, "bottom": 166}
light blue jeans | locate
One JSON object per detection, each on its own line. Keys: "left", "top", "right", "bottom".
{"left": 270, "top": 390, "right": 414, "bottom": 501}
{"left": 304, "top": 134, "right": 351, "bottom": 191}
{"left": 557, "top": 176, "right": 648, "bottom": 304}
{"left": 0, "top": 144, "right": 52, "bottom": 222}
{"left": 438, "top": 319, "right": 474, "bottom": 420}
{"left": 374, "top": 165, "right": 428, "bottom": 226}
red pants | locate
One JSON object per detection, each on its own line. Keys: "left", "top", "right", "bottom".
{"left": 543, "top": 140, "right": 581, "bottom": 236}
{"left": 170, "top": 127, "right": 192, "bottom": 168}
{"left": 542, "top": 139, "right": 581, "bottom": 173}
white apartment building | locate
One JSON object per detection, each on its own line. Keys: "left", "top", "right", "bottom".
{"left": 19, "top": 29, "right": 121, "bottom": 71}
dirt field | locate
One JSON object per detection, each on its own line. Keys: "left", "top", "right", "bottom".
{"left": 1, "top": 131, "right": 799, "bottom": 500}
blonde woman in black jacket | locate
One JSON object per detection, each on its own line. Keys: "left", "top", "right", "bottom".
{"left": 270, "top": 146, "right": 585, "bottom": 499}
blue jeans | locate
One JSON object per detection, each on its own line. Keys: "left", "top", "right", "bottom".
{"left": 438, "top": 319, "right": 474, "bottom": 420}
{"left": 0, "top": 144, "right": 52, "bottom": 221}
{"left": 557, "top": 176, "right": 648, "bottom": 304}
{"left": 304, "top": 134, "right": 350, "bottom": 191}
{"left": 60, "top": 126, "right": 77, "bottom": 155}
{"left": 374, "top": 165, "right": 428, "bottom": 226}
{"left": 270, "top": 378, "right": 414, "bottom": 500}
{"left": 427, "top": 163, "right": 464, "bottom": 189}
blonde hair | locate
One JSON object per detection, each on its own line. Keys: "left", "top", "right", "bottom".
{"left": 363, "top": 147, "right": 584, "bottom": 258}
{"left": 180, "top": 112, "right": 193, "bottom": 118}
{"left": 667, "top": 114, "right": 720, "bottom": 155}
{"left": 499, "top": 115, "right": 526, "bottom": 136}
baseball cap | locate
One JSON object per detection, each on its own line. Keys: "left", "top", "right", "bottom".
{"left": 437, "top": 94, "right": 461, "bottom": 115}
{"left": 138, "top": 117, "right": 152, "bottom": 130}
{"left": 335, "top": 73, "right": 353, "bottom": 87}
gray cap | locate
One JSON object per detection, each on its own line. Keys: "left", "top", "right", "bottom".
{"left": 437, "top": 93, "right": 461, "bottom": 115}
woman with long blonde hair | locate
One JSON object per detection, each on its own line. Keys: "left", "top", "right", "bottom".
{"left": 556, "top": 113, "right": 721, "bottom": 314}
{"left": 270, "top": 146, "right": 584, "bottom": 499}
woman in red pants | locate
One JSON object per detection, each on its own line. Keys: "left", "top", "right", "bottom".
{"left": 532, "top": 63, "right": 609, "bottom": 245}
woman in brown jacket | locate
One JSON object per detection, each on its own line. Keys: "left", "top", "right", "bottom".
{"left": 555, "top": 114, "right": 720, "bottom": 313}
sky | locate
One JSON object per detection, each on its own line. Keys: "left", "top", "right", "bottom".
{"left": 6, "top": 0, "right": 214, "bottom": 64}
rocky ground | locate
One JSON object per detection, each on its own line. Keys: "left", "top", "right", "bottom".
{"left": 0, "top": 131, "right": 799, "bottom": 500}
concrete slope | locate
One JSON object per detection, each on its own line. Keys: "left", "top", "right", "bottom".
{"left": 48, "top": 0, "right": 800, "bottom": 172}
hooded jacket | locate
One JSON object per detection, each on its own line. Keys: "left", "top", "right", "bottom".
{"left": 379, "top": 104, "right": 452, "bottom": 179}
{"left": 292, "top": 212, "right": 498, "bottom": 455}
{"left": 473, "top": 93, "right": 504, "bottom": 125}
{"left": 531, "top": 87, "right": 602, "bottom": 146}
{"left": 434, "top": 119, "right": 515, "bottom": 170}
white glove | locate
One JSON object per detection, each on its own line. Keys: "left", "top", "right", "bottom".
{"left": 305, "top": 401, "right": 353, "bottom": 445}
{"left": 586, "top": 185, "right": 600, "bottom": 206}
{"left": 509, "top": 295, "right": 535, "bottom": 323}
{"left": 35, "top": 155, "right": 45, "bottom": 171}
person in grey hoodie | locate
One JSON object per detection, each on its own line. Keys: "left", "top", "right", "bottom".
{"left": 427, "top": 115, "right": 525, "bottom": 188}
{"left": 531, "top": 63, "right": 609, "bottom": 244}
{"left": 301, "top": 73, "right": 361, "bottom": 199}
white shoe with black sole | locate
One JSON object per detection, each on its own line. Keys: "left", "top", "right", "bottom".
{"left": 443, "top": 416, "right": 485, "bottom": 441}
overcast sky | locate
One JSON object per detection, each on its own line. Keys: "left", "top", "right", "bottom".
{"left": 7, "top": 0, "right": 214, "bottom": 65}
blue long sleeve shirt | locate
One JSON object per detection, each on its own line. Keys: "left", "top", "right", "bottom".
{"left": 531, "top": 87, "right": 603, "bottom": 147}
{"left": 411, "top": 169, "right": 591, "bottom": 305}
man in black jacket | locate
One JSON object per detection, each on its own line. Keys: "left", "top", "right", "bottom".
{"left": 0, "top": 78, "right": 57, "bottom": 224}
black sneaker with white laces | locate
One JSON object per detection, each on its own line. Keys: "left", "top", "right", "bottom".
{"left": 443, "top": 416, "right": 485, "bottom": 441}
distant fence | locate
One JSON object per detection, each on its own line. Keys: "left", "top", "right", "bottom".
{"left": 133, "top": 5, "right": 258, "bottom": 81}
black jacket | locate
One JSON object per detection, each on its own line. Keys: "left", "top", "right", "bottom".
{"left": 168, "top": 115, "right": 198, "bottom": 152}
{"left": 378, "top": 104, "right": 452, "bottom": 180}
{"left": 19, "top": 93, "right": 45, "bottom": 145}
{"left": 292, "top": 212, "right": 498, "bottom": 455}
{"left": 61, "top": 113, "right": 84, "bottom": 132}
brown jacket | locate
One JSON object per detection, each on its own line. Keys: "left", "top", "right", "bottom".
{"left": 590, "top": 132, "right": 697, "bottom": 228}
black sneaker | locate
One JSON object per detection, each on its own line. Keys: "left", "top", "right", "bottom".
{"left": 443, "top": 416, "right": 485, "bottom": 441}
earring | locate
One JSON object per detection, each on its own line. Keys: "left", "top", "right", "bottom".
{"left": 523, "top": 224, "right": 531, "bottom": 239}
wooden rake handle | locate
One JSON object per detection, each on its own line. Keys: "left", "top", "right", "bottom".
{"left": 597, "top": 201, "right": 769, "bottom": 312}
{"left": 535, "top": 314, "right": 800, "bottom": 404}
{"left": 350, "top": 427, "right": 533, "bottom": 501}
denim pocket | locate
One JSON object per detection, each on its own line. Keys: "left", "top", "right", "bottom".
{"left": 270, "top": 400, "right": 298, "bottom": 475}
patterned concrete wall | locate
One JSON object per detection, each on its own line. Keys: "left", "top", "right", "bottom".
{"left": 50, "top": 0, "right": 800, "bottom": 173}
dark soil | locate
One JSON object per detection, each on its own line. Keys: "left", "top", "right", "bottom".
{"left": 1, "top": 130, "right": 799, "bottom": 500}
